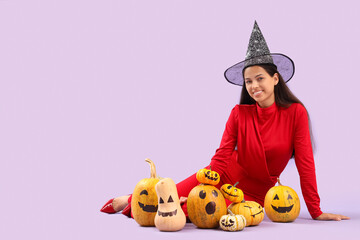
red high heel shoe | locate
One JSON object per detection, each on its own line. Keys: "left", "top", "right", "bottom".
{"left": 100, "top": 198, "right": 116, "bottom": 214}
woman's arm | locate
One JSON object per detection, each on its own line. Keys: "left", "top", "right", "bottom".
{"left": 209, "top": 105, "right": 239, "bottom": 176}
{"left": 293, "top": 104, "right": 349, "bottom": 220}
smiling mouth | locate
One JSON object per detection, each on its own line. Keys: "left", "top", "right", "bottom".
{"left": 158, "top": 209, "right": 177, "bottom": 217}
{"left": 251, "top": 209, "right": 264, "bottom": 217}
{"left": 253, "top": 90, "right": 263, "bottom": 97}
{"left": 138, "top": 202, "right": 158, "bottom": 212}
{"left": 204, "top": 173, "right": 218, "bottom": 181}
{"left": 271, "top": 205, "right": 294, "bottom": 213}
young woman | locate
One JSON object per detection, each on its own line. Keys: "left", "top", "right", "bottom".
{"left": 101, "top": 21, "right": 349, "bottom": 221}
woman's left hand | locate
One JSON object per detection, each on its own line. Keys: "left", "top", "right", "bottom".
{"left": 315, "top": 213, "right": 350, "bottom": 221}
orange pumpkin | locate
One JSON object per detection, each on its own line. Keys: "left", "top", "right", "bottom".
{"left": 196, "top": 166, "right": 220, "bottom": 186}
{"left": 264, "top": 178, "right": 300, "bottom": 222}
{"left": 187, "top": 184, "right": 227, "bottom": 228}
{"left": 131, "top": 158, "right": 160, "bottom": 226}
{"left": 220, "top": 182, "right": 244, "bottom": 203}
{"left": 228, "top": 201, "right": 264, "bottom": 226}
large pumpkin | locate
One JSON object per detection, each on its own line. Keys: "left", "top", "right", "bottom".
{"left": 196, "top": 166, "right": 220, "bottom": 186}
{"left": 220, "top": 182, "right": 244, "bottom": 203}
{"left": 228, "top": 201, "right": 264, "bottom": 226}
{"left": 187, "top": 184, "right": 227, "bottom": 228}
{"left": 264, "top": 178, "right": 300, "bottom": 222}
{"left": 131, "top": 158, "right": 160, "bottom": 226}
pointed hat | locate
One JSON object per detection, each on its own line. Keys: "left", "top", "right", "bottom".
{"left": 224, "top": 21, "right": 295, "bottom": 86}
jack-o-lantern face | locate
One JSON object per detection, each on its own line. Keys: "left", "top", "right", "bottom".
{"left": 137, "top": 189, "right": 158, "bottom": 213}
{"left": 264, "top": 179, "right": 300, "bottom": 222}
{"left": 219, "top": 209, "right": 246, "bottom": 231}
{"left": 187, "top": 184, "right": 227, "bottom": 228}
{"left": 196, "top": 166, "right": 220, "bottom": 186}
{"left": 220, "top": 182, "right": 244, "bottom": 203}
{"left": 158, "top": 195, "right": 177, "bottom": 217}
{"left": 131, "top": 159, "right": 160, "bottom": 226}
{"left": 154, "top": 178, "right": 186, "bottom": 232}
{"left": 228, "top": 201, "right": 264, "bottom": 226}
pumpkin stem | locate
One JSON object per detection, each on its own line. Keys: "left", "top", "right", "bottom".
{"left": 227, "top": 209, "right": 235, "bottom": 216}
{"left": 145, "top": 158, "right": 157, "bottom": 178}
{"left": 241, "top": 199, "right": 245, "bottom": 203}
{"left": 233, "top": 182, "right": 239, "bottom": 188}
{"left": 277, "top": 178, "right": 282, "bottom": 186}
{"left": 209, "top": 165, "right": 212, "bottom": 171}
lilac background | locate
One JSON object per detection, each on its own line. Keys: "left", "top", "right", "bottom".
{"left": 1, "top": 0, "right": 359, "bottom": 239}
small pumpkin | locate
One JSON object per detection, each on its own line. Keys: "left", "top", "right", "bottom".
{"left": 264, "top": 178, "right": 300, "bottom": 222}
{"left": 196, "top": 166, "right": 220, "bottom": 186}
{"left": 220, "top": 182, "right": 244, "bottom": 203}
{"left": 154, "top": 178, "right": 186, "bottom": 231}
{"left": 187, "top": 184, "right": 227, "bottom": 228}
{"left": 131, "top": 158, "right": 160, "bottom": 226}
{"left": 219, "top": 209, "right": 246, "bottom": 232}
{"left": 228, "top": 201, "right": 264, "bottom": 226}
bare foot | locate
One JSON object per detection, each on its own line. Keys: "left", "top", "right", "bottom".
{"left": 112, "top": 195, "right": 130, "bottom": 212}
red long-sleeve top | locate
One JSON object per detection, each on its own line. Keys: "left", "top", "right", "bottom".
{"left": 122, "top": 102, "right": 323, "bottom": 219}
{"left": 176, "top": 102, "right": 322, "bottom": 219}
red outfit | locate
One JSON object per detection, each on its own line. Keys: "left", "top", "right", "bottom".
{"left": 123, "top": 102, "right": 323, "bottom": 219}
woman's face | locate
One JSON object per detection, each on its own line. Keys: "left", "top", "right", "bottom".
{"left": 243, "top": 65, "right": 279, "bottom": 108}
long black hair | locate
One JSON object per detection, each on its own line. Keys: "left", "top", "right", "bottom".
{"left": 240, "top": 64, "right": 316, "bottom": 158}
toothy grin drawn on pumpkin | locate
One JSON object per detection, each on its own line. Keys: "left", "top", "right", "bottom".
{"left": 204, "top": 172, "right": 218, "bottom": 181}
{"left": 271, "top": 204, "right": 294, "bottom": 213}
{"left": 158, "top": 209, "right": 177, "bottom": 217}
{"left": 138, "top": 202, "right": 158, "bottom": 212}
{"left": 221, "top": 219, "right": 235, "bottom": 227}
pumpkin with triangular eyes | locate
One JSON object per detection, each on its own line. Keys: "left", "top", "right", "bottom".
{"left": 264, "top": 178, "right": 300, "bottom": 222}
{"left": 228, "top": 201, "right": 264, "bottom": 226}
{"left": 196, "top": 166, "right": 220, "bottom": 186}
{"left": 220, "top": 182, "right": 244, "bottom": 203}
{"left": 154, "top": 178, "right": 186, "bottom": 231}
{"left": 187, "top": 184, "right": 227, "bottom": 228}
{"left": 131, "top": 159, "right": 160, "bottom": 226}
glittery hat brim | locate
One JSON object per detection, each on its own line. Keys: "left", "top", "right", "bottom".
{"left": 224, "top": 53, "right": 295, "bottom": 86}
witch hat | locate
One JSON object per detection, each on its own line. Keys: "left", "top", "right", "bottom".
{"left": 224, "top": 21, "right": 295, "bottom": 86}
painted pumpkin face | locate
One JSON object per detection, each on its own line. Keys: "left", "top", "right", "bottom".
{"left": 131, "top": 159, "right": 160, "bottom": 226}
{"left": 219, "top": 210, "right": 246, "bottom": 232}
{"left": 196, "top": 166, "right": 220, "bottom": 186}
{"left": 187, "top": 184, "right": 227, "bottom": 228}
{"left": 220, "top": 182, "right": 244, "bottom": 203}
{"left": 228, "top": 201, "right": 264, "bottom": 226}
{"left": 264, "top": 178, "right": 300, "bottom": 222}
{"left": 154, "top": 178, "right": 186, "bottom": 232}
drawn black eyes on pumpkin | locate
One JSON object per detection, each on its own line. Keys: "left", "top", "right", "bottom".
{"left": 159, "top": 196, "right": 174, "bottom": 204}
{"left": 227, "top": 185, "right": 232, "bottom": 189}
{"left": 140, "top": 190, "right": 148, "bottom": 195}
{"left": 273, "top": 194, "right": 279, "bottom": 200}
{"left": 287, "top": 194, "right": 293, "bottom": 200}
{"left": 207, "top": 171, "right": 211, "bottom": 174}
{"left": 212, "top": 190, "right": 218, "bottom": 198}
{"left": 229, "top": 219, "right": 234, "bottom": 223}
{"left": 199, "top": 190, "right": 206, "bottom": 199}
{"left": 214, "top": 173, "right": 218, "bottom": 177}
